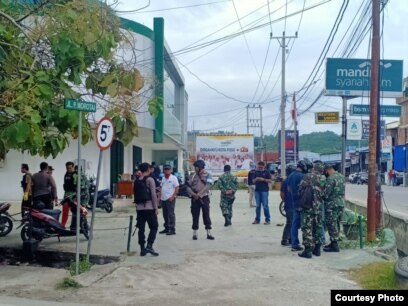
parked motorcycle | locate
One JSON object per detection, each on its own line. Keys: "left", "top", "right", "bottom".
{"left": 20, "top": 194, "right": 89, "bottom": 242}
{"left": 87, "top": 177, "right": 113, "bottom": 213}
{"left": 0, "top": 202, "right": 14, "bottom": 237}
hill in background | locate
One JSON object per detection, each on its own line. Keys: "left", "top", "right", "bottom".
{"left": 260, "top": 131, "right": 368, "bottom": 154}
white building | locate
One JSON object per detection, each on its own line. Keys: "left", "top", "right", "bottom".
{"left": 0, "top": 17, "right": 188, "bottom": 201}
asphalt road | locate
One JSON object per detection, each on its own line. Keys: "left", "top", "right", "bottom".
{"left": 346, "top": 183, "right": 408, "bottom": 217}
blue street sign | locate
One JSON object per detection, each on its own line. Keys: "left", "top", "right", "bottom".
{"left": 325, "top": 58, "right": 403, "bottom": 97}
{"left": 350, "top": 104, "right": 401, "bottom": 117}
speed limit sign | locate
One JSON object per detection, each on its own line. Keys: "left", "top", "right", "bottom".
{"left": 96, "top": 116, "right": 115, "bottom": 150}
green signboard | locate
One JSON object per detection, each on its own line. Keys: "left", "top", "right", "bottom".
{"left": 64, "top": 98, "right": 96, "bottom": 112}
{"left": 350, "top": 104, "right": 401, "bottom": 117}
{"left": 325, "top": 58, "right": 403, "bottom": 98}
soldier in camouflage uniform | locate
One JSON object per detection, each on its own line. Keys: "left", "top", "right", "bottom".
{"left": 298, "top": 162, "right": 325, "bottom": 259}
{"left": 323, "top": 164, "right": 345, "bottom": 252}
{"left": 218, "top": 165, "right": 238, "bottom": 226}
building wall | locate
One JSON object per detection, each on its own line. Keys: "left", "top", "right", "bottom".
{"left": 0, "top": 17, "right": 188, "bottom": 201}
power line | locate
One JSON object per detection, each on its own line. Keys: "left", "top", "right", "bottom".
{"left": 113, "top": 0, "right": 231, "bottom": 14}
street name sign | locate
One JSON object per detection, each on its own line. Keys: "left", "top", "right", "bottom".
{"left": 325, "top": 58, "right": 403, "bottom": 97}
{"left": 64, "top": 98, "right": 96, "bottom": 112}
{"left": 350, "top": 104, "right": 401, "bottom": 117}
{"left": 315, "top": 112, "right": 339, "bottom": 124}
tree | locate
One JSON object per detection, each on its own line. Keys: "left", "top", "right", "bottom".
{"left": 0, "top": 0, "right": 159, "bottom": 158}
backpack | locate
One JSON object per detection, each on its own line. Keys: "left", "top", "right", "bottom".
{"left": 298, "top": 178, "right": 314, "bottom": 209}
{"left": 134, "top": 177, "right": 151, "bottom": 204}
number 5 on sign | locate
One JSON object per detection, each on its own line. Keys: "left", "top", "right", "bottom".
{"left": 96, "top": 117, "right": 115, "bottom": 150}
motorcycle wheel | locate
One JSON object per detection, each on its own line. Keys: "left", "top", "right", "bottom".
{"left": 279, "top": 201, "right": 286, "bottom": 218}
{"left": 20, "top": 224, "right": 42, "bottom": 242}
{"left": 0, "top": 215, "right": 13, "bottom": 237}
{"left": 104, "top": 203, "right": 113, "bottom": 213}
{"left": 81, "top": 218, "right": 89, "bottom": 240}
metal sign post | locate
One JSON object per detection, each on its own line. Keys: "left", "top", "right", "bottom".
{"left": 63, "top": 98, "right": 96, "bottom": 275}
{"left": 75, "top": 111, "right": 82, "bottom": 275}
{"left": 86, "top": 117, "right": 115, "bottom": 261}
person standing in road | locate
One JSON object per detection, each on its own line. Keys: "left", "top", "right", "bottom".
{"left": 186, "top": 159, "right": 214, "bottom": 240}
{"left": 280, "top": 164, "right": 296, "bottom": 246}
{"left": 218, "top": 165, "right": 238, "bottom": 227}
{"left": 322, "top": 163, "right": 345, "bottom": 253}
{"left": 158, "top": 165, "right": 179, "bottom": 235}
{"left": 134, "top": 162, "right": 160, "bottom": 256}
{"left": 286, "top": 159, "right": 311, "bottom": 251}
{"left": 247, "top": 167, "right": 257, "bottom": 207}
{"left": 31, "top": 162, "right": 57, "bottom": 210}
{"left": 298, "top": 161, "right": 325, "bottom": 259}
{"left": 62, "top": 161, "right": 77, "bottom": 227}
{"left": 252, "top": 161, "right": 272, "bottom": 225}
{"left": 20, "top": 164, "right": 32, "bottom": 217}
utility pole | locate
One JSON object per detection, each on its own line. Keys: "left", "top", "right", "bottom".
{"left": 247, "top": 104, "right": 263, "bottom": 161}
{"left": 367, "top": 0, "right": 380, "bottom": 242}
{"left": 272, "top": 32, "right": 297, "bottom": 177}
{"left": 341, "top": 96, "right": 347, "bottom": 177}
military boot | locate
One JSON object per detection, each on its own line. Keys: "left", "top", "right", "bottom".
{"left": 323, "top": 241, "right": 340, "bottom": 252}
{"left": 298, "top": 247, "right": 312, "bottom": 259}
{"left": 145, "top": 243, "right": 159, "bottom": 256}
{"left": 140, "top": 245, "right": 147, "bottom": 257}
{"left": 224, "top": 215, "right": 229, "bottom": 227}
{"left": 312, "top": 243, "right": 321, "bottom": 256}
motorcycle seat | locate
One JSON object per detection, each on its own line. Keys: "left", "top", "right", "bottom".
{"left": 41, "top": 209, "right": 62, "bottom": 221}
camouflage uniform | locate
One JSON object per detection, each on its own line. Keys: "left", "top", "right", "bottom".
{"left": 218, "top": 171, "right": 238, "bottom": 222}
{"left": 299, "top": 164, "right": 324, "bottom": 251}
{"left": 323, "top": 171, "right": 345, "bottom": 242}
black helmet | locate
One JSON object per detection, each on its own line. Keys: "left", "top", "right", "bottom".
{"left": 286, "top": 163, "right": 296, "bottom": 176}
{"left": 297, "top": 158, "right": 313, "bottom": 173}
{"left": 193, "top": 159, "right": 205, "bottom": 169}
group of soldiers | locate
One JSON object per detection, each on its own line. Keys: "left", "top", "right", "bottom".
{"left": 283, "top": 159, "right": 345, "bottom": 259}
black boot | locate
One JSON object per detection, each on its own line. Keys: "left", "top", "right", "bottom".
{"left": 312, "top": 244, "right": 321, "bottom": 256}
{"left": 224, "top": 215, "right": 229, "bottom": 227}
{"left": 298, "top": 248, "right": 312, "bottom": 259}
{"left": 145, "top": 244, "right": 159, "bottom": 256}
{"left": 281, "top": 240, "right": 290, "bottom": 246}
{"left": 140, "top": 245, "right": 147, "bottom": 257}
{"left": 159, "top": 228, "right": 168, "bottom": 234}
{"left": 323, "top": 241, "right": 339, "bottom": 252}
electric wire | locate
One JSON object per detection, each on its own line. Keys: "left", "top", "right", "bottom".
{"left": 231, "top": 0, "right": 267, "bottom": 93}
{"left": 113, "top": 0, "right": 230, "bottom": 14}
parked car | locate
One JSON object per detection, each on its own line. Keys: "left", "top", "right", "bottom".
{"left": 394, "top": 172, "right": 404, "bottom": 186}
{"left": 351, "top": 172, "right": 368, "bottom": 184}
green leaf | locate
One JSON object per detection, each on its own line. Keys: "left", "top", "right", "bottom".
{"left": 37, "top": 84, "right": 54, "bottom": 97}
{"left": 29, "top": 111, "right": 41, "bottom": 123}
{"left": 4, "top": 107, "right": 18, "bottom": 115}
{"left": 99, "top": 74, "right": 116, "bottom": 88}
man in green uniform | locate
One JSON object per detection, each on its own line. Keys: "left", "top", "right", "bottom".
{"left": 298, "top": 162, "right": 325, "bottom": 259}
{"left": 218, "top": 165, "right": 238, "bottom": 226}
{"left": 323, "top": 164, "right": 345, "bottom": 252}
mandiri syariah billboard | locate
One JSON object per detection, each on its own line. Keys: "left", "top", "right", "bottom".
{"left": 196, "top": 134, "right": 254, "bottom": 176}
{"left": 325, "top": 58, "right": 403, "bottom": 97}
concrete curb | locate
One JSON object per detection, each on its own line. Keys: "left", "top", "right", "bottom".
{"left": 346, "top": 199, "right": 408, "bottom": 255}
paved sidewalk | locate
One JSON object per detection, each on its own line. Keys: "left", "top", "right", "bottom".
{"left": 0, "top": 190, "right": 384, "bottom": 305}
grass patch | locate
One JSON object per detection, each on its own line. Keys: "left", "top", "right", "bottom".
{"left": 68, "top": 258, "right": 93, "bottom": 276}
{"left": 55, "top": 277, "right": 83, "bottom": 289}
{"left": 350, "top": 261, "right": 402, "bottom": 289}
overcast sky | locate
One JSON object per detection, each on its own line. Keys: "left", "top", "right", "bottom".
{"left": 108, "top": 0, "right": 408, "bottom": 136}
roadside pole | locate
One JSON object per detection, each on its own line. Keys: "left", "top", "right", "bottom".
{"left": 86, "top": 117, "right": 115, "bottom": 261}
{"left": 86, "top": 150, "right": 102, "bottom": 261}
{"left": 63, "top": 98, "right": 96, "bottom": 275}
{"left": 75, "top": 110, "right": 82, "bottom": 275}
{"left": 367, "top": 0, "right": 380, "bottom": 242}
{"left": 341, "top": 96, "right": 347, "bottom": 177}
